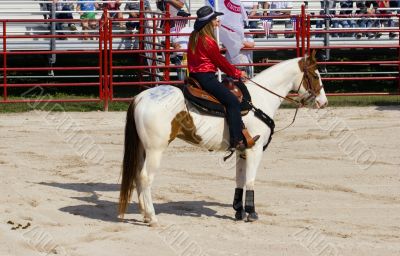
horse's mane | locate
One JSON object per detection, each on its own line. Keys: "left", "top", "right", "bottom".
{"left": 257, "top": 56, "right": 303, "bottom": 77}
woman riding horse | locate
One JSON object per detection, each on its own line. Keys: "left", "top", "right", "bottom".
{"left": 187, "top": 6, "right": 259, "bottom": 151}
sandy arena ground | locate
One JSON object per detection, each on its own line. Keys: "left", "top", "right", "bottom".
{"left": 0, "top": 106, "right": 399, "bottom": 256}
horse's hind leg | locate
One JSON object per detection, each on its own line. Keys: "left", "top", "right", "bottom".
{"left": 136, "top": 149, "right": 164, "bottom": 227}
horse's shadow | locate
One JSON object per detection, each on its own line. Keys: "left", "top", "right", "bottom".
{"left": 375, "top": 105, "right": 400, "bottom": 111}
{"left": 39, "top": 182, "right": 235, "bottom": 223}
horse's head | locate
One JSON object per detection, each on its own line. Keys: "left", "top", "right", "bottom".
{"left": 296, "top": 51, "right": 328, "bottom": 109}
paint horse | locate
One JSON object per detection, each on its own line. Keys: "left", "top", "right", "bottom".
{"left": 119, "top": 53, "right": 328, "bottom": 226}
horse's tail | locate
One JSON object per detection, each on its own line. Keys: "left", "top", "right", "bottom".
{"left": 119, "top": 100, "right": 142, "bottom": 217}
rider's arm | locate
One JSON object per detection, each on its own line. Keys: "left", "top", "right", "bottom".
{"left": 204, "top": 36, "right": 242, "bottom": 79}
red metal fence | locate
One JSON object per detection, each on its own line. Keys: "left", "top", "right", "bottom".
{"left": 1, "top": 5, "right": 399, "bottom": 110}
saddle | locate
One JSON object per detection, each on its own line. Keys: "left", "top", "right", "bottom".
{"left": 183, "top": 77, "right": 257, "bottom": 154}
{"left": 183, "top": 77, "right": 252, "bottom": 117}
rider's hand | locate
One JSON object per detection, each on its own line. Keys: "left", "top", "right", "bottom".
{"left": 240, "top": 71, "right": 248, "bottom": 81}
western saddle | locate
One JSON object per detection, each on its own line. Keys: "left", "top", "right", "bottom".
{"left": 183, "top": 77, "right": 258, "bottom": 150}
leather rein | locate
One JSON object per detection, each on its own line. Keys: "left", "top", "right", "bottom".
{"left": 246, "top": 63, "right": 321, "bottom": 132}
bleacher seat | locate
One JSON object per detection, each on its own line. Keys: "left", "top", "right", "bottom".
{"left": 0, "top": 0, "right": 398, "bottom": 52}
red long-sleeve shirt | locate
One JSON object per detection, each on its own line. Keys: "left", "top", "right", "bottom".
{"left": 187, "top": 35, "right": 242, "bottom": 79}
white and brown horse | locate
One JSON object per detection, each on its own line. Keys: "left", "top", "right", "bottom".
{"left": 119, "top": 53, "right": 328, "bottom": 226}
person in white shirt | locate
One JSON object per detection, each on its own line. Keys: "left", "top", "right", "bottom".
{"left": 225, "top": 30, "right": 255, "bottom": 77}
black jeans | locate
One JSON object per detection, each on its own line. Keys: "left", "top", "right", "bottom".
{"left": 55, "top": 5, "right": 74, "bottom": 33}
{"left": 190, "top": 72, "right": 244, "bottom": 146}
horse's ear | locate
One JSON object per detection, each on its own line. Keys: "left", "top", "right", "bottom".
{"left": 298, "top": 57, "right": 305, "bottom": 72}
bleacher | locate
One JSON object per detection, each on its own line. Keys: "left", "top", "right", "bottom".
{"left": 0, "top": 0, "right": 398, "bottom": 52}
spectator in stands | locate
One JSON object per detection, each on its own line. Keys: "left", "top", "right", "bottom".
{"left": 125, "top": 0, "right": 150, "bottom": 31}
{"left": 390, "top": 0, "right": 400, "bottom": 14}
{"left": 54, "top": 0, "right": 77, "bottom": 39}
{"left": 102, "top": 0, "right": 125, "bottom": 28}
{"left": 170, "top": 11, "right": 192, "bottom": 80}
{"left": 336, "top": 1, "right": 356, "bottom": 37}
{"left": 377, "top": 0, "right": 398, "bottom": 39}
{"left": 225, "top": 30, "right": 255, "bottom": 77}
{"left": 157, "top": 0, "right": 184, "bottom": 15}
{"left": 263, "top": 1, "right": 294, "bottom": 38}
{"left": 316, "top": 0, "right": 338, "bottom": 37}
{"left": 356, "top": 1, "right": 381, "bottom": 39}
{"left": 77, "top": 0, "right": 99, "bottom": 40}
{"left": 156, "top": 0, "right": 185, "bottom": 27}
{"left": 38, "top": 0, "right": 52, "bottom": 20}
{"left": 241, "top": 1, "right": 259, "bottom": 29}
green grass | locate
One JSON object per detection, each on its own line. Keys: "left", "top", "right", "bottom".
{"left": 325, "top": 95, "right": 400, "bottom": 107}
{"left": 0, "top": 93, "right": 131, "bottom": 113}
{"left": 281, "top": 95, "right": 400, "bottom": 108}
{"left": 1, "top": 94, "right": 399, "bottom": 113}
{"left": 0, "top": 101, "right": 131, "bottom": 113}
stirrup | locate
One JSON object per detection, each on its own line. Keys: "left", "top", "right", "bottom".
{"left": 242, "top": 128, "right": 260, "bottom": 149}
{"left": 223, "top": 141, "right": 246, "bottom": 161}
{"left": 223, "top": 135, "right": 260, "bottom": 162}
{"left": 223, "top": 148, "right": 235, "bottom": 162}
{"left": 237, "top": 135, "right": 259, "bottom": 160}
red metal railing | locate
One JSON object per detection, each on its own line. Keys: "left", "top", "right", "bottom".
{"left": 0, "top": 16, "right": 104, "bottom": 105}
{"left": 1, "top": 4, "right": 399, "bottom": 111}
{"left": 3, "top": 20, "right": 7, "bottom": 101}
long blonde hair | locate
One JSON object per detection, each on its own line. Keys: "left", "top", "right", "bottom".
{"left": 188, "top": 22, "right": 217, "bottom": 54}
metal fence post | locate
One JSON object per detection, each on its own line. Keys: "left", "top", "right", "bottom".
{"left": 296, "top": 14, "right": 300, "bottom": 57}
{"left": 139, "top": 0, "right": 145, "bottom": 83}
{"left": 164, "top": 2, "right": 171, "bottom": 81}
{"left": 323, "top": 0, "right": 330, "bottom": 60}
{"left": 108, "top": 16, "right": 113, "bottom": 102}
{"left": 307, "top": 14, "right": 311, "bottom": 56}
{"left": 398, "top": 14, "right": 400, "bottom": 94}
{"left": 103, "top": 8, "right": 109, "bottom": 111}
{"left": 50, "top": 2, "right": 56, "bottom": 66}
{"left": 2, "top": 20, "right": 7, "bottom": 101}
{"left": 301, "top": 5, "right": 306, "bottom": 56}
{"left": 99, "top": 18, "right": 104, "bottom": 101}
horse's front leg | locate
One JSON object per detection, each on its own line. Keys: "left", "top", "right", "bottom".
{"left": 243, "top": 145, "right": 263, "bottom": 222}
{"left": 233, "top": 153, "right": 246, "bottom": 220}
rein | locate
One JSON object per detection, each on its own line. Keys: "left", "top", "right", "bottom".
{"left": 240, "top": 56, "right": 320, "bottom": 150}
{"left": 247, "top": 78, "right": 303, "bottom": 107}
{"left": 246, "top": 76, "right": 307, "bottom": 133}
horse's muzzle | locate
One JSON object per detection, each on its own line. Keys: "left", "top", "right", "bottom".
{"left": 315, "top": 99, "right": 328, "bottom": 109}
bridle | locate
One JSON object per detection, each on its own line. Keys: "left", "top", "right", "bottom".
{"left": 246, "top": 57, "right": 323, "bottom": 131}
{"left": 298, "top": 60, "right": 323, "bottom": 106}
{"left": 247, "top": 58, "right": 322, "bottom": 107}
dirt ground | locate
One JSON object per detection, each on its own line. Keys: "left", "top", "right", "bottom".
{"left": 0, "top": 106, "right": 399, "bottom": 256}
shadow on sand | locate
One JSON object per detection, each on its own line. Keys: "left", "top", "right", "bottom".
{"left": 375, "top": 105, "right": 400, "bottom": 111}
{"left": 39, "top": 182, "right": 235, "bottom": 223}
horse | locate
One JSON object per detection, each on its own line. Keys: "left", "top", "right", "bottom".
{"left": 118, "top": 52, "right": 328, "bottom": 226}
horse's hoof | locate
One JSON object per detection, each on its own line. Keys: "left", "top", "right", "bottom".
{"left": 149, "top": 221, "right": 159, "bottom": 227}
{"left": 235, "top": 209, "right": 246, "bottom": 221}
{"left": 143, "top": 217, "right": 151, "bottom": 223}
{"left": 246, "top": 212, "right": 259, "bottom": 222}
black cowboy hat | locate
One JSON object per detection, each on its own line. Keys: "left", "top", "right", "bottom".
{"left": 193, "top": 6, "right": 223, "bottom": 31}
